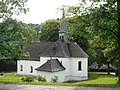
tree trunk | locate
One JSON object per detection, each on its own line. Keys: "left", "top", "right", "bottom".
{"left": 107, "top": 62, "right": 110, "bottom": 75}
{"left": 117, "top": 0, "right": 120, "bottom": 83}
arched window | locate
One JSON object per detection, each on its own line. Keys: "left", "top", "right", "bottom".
{"left": 30, "top": 66, "right": 33, "bottom": 73}
{"left": 20, "top": 65, "right": 23, "bottom": 71}
{"left": 59, "top": 36, "right": 62, "bottom": 40}
{"left": 78, "top": 61, "right": 82, "bottom": 71}
{"left": 62, "top": 36, "right": 64, "bottom": 40}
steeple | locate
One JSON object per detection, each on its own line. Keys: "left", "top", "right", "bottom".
{"left": 59, "top": 8, "right": 68, "bottom": 41}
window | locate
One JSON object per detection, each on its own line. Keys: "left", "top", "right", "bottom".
{"left": 62, "top": 36, "right": 64, "bottom": 40}
{"left": 20, "top": 65, "right": 23, "bottom": 71}
{"left": 30, "top": 66, "right": 33, "bottom": 73}
{"left": 78, "top": 61, "right": 82, "bottom": 71}
{"left": 59, "top": 36, "right": 62, "bottom": 40}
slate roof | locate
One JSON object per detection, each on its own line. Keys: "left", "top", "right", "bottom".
{"left": 26, "top": 40, "right": 88, "bottom": 60}
{"left": 35, "top": 59, "right": 66, "bottom": 72}
{"left": 26, "top": 42, "right": 54, "bottom": 60}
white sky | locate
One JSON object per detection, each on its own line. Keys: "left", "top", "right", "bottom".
{"left": 15, "top": 0, "right": 80, "bottom": 24}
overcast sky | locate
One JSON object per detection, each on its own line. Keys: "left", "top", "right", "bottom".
{"left": 15, "top": 0, "right": 80, "bottom": 24}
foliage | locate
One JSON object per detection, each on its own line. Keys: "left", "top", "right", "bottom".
{"left": 28, "top": 24, "right": 40, "bottom": 42}
{"left": 37, "top": 76, "right": 47, "bottom": 82}
{"left": 81, "top": 0, "right": 120, "bottom": 82}
{"left": 0, "top": 0, "right": 29, "bottom": 19}
{"left": 66, "top": 16, "right": 90, "bottom": 52}
{"left": 0, "top": 18, "right": 36, "bottom": 60}
{"left": 39, "top": 19, "right": 60, "bottom": 42}
{"left": 61, "top": 0, "right": 118, "bottom": 73}
{"left": 21, "top": 76, "right": 34, "bottom": 82}
{"left": 51, "top": 76, "right": 58, "bottom": 82}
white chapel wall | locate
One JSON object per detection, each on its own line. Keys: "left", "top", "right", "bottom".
{"left": 17, "top": 60, "right": 40, "bottom": 75}
{"left": 70, "top": 57, "right": 88, "bottom": 80}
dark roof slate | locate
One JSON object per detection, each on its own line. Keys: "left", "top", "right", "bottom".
{"left": 41, "top": 40, "right": 70, "bottom": 57}
{"left": 35, "top": 59, "right": 66, "bottom": 72}
{"left": 26, "top": 42, "right": 54, "bottom": 60}
{"left": 69, "top": 42, "right": 88, "bottom": 57}
{"left": 26, "top": 40, "right": 88, "bottom": 60}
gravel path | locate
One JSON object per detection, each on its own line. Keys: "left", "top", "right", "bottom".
{"left": 0, "top": 83, "right": 120, "bottom": 90}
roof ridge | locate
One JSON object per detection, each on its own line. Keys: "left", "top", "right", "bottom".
{"left": 66, "top": 43, "right": 72, "bottom": 57}
{"left": 49, "top": 59, "right": 53, "bottom": 72}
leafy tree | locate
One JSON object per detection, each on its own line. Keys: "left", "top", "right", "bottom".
{"left": 81, "top": 0, "right": 120, "bottom": 83}
{"left": 65, "top": 0, "right": 120, "bottom": 82}
{"left": 88, "top": 5, "right": 117, "bottom": 74}
{"left": 0, "top": 0, "right": 29, "bottom": 19}
{"left": 66, "top": 16, "right": 90, "bottom": 52}
{"left": 39, "top": 19, "right": 60, "bottom": 42}
{"left": 0, "top": 0, "right": 29, "bottom": 61}
{"left": 28, "top": 23, "right": 40, "bottom": 42}
{"left": 0, "top": 18, "right": 36, "bottom": 60}
{"left": 60, "top": 0, "right": 116, "bottom": 71}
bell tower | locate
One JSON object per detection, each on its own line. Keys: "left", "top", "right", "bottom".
{"left": 59, "top": 21, "right": 68, "bottom": 41}
{"left": 59, "top": 8, "right": 68, "bottom": 41}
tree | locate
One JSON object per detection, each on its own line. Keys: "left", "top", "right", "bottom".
{"left": 0, "top": 0, "right": 29, "bottom": 19}
{"left": 82, "top": 0, "right": 120, "bottom": 83}
{"left": 0, "top": 0, "right": 30, "bottom": 72}
{"left": 39, "top": 19, "right": 60, "bottom": 42}
{"left": 66, "top": 16, "right": 90, "bottom": 52}
{"left": 62, "top": 0, "right": 118, "bottom": 75}
{"left": 0, "top": 0, "right": 30, "bottom": 60}
{"left": 28, "top": 23, "right": 40, "bottom": 42}
{"left": 0, "top": 18, "right": 36, "bottom": 60}
{"left": 117, "top": 0, "right": 120, "bottom": 83}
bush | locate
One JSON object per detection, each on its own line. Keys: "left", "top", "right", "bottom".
{"left": 37, "top": 76, "right": 46, "bottom": 82}
{"left": 51, "top": 76, "right": 58, "bottom": 82}
{"left": 21, "top": 76, "right": 34, "bottom": 82}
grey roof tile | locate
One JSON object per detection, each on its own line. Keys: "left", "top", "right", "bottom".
{"left": 26, "top": 40, "right": 88, "bottom": 60}
{"left": 35, "top": 59, "right": 66, "bottom": 72}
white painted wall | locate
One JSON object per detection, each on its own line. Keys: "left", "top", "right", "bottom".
{"left": 41, "top": 57, "right": 71, "bottom": 76}
{"left": 70, "top": 57, "right": 88, "bottom": 81}
{"left": 17, "top": 60, "right": 40, "bottom": 75}
{"left": 17, "top": 57, "right": 88, "bottom": 82}
{"left": 36, "top": 70, "right": 66, "bottom": 82}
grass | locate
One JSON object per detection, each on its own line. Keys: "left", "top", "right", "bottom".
{"left": 72, "top": 72, "right": 120, "bottom": 87}
{"left": 0, "top": 72, "right": 120, "bottom": 87}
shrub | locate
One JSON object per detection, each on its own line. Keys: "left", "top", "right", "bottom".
{"left": 21, "top": 76, "right": 34, "bottom": 82}
{"left": 51, "top": 76, "right": 58, "bottom": 82}
{"left": 37, "top": 76, "right": 46, "bottom": 82}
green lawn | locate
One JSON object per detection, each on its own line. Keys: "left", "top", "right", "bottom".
{"left": 0, "top": 72, "right": 120, "bottom": 87}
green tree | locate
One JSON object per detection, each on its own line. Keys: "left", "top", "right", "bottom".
{"left": 63, "top": 0, "right": 117, "bottom": 74}
{"left": 0, "top": 0, "right": 29, "bottom": 19}
{"left": 39, "top": 19, "right": 60, "bottom": 42}
{"left": 66, "top": 16, "right": 90, "bottom": 52}
{"left": 0, "top": 18, "right": 36, "bottom": 60}
{"left": 28, "top": 23, "right": 40, "bottom": 42}
{"left": 82, "top": 0, "right": 120, "bottom": 83}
